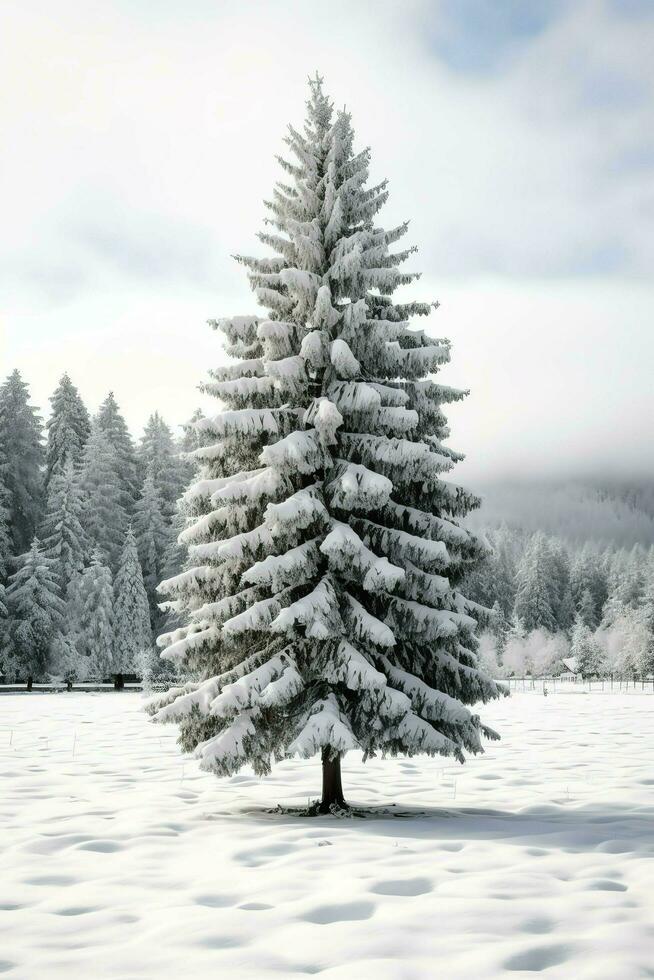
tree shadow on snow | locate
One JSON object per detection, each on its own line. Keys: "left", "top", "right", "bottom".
{"left": 233, "top": 801, "right": 654, "bottom": 855}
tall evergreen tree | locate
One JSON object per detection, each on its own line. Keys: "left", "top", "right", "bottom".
{"left": 0, "top": 371, "right": 44, "bottom": 554}
{"left": 180, "top": 408, "right": 205, "bottom": 453}
{"left": 41, "top": 460, "right": 89, "bottom": 591}
{"left": 610, "top": 606, "right": 651, "bottom": 676}
{"left": 178, "top": 408, "right": 205, "bottom": 490}
{"left": 0, "top": 476, "right": 11, "bottom": 667}
{"left": 490, "top": 599, "right": 509, "bottom": 663}
{"left": 45, "top": 374, "right": 90, "bottom": 486}
{"left": 0, "top": 577, "right": 7, "bottom": 664}
{"left": 602, "top": 549, "right": 643, "bottom": 626}
{"left": 0, "top": 592, "right": 17, "bottom": 682}
{"left": 641, "top": 558, "right": 654, "bottom": 672}
{"left": 0, "top": 467, "right": 11, "bottom": 581}
{"left": 5, "top": 539, "right": 64, "bottom": 685}
{"left": 570, "top": 545, "right": 607, "bottom": 624}
{"left": 96, "top": 392, "right": 139, "bottom": 504}
{"left": 0, "top": 469, "right": 9, "bottom": 650}
{"left": 75, "top": 552, "right": 114, "bottom": 680}
{"left": 514, "top": 533, "right": 558, "bottom": 633}
{"left": 138, "top": 412, "right": 187, "bottom": 516}
{"left": 156, "top": 505, "right": 188, "bottom": 634}
{"left": 50, "top": 631, "right": 87, "bottom": 688}
{"left": 570, "top": 616, "right": 604, "bottom": 677}
{"left": 491, "top": 526, "right": 518, "bottom": 618}
{"left": 550, "top": 543, "right": 574, "bottom": 631}
{"left": 113, "top": 527, "right": 152, "bottom": 680}
{"left": 577, "top": 587, "right": 598, "bottom": 629}
{"left": 148, "top": 79, "right": 502, "bottom": 811}
{"left": 79, "top": 425, "right": 129, "bottom": 568}
{"left": 133, "top": 470, "right": 171, "bottom": 628}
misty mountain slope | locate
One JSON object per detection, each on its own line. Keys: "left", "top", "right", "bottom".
{"left": 466, "top": 481, "right": 654, "bottom": 547}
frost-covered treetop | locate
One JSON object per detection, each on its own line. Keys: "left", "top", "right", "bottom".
{"left": 148, "top": 77, "right": 504, "bottom": 790}
{"left": 45, "top": 373, "right": 90, "bottom": 485}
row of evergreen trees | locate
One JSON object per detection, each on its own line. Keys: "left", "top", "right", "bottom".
{"left": 0, "top": 370, "right": 195, "bottom": 685}
{"left": 466, "top": 526, "right": 654, "bottom": 677}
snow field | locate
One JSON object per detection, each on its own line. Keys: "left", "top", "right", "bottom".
{"left": 1, "top": 691, "right": 653, "bottom": 979}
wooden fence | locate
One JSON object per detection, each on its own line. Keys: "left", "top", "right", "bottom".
{"left": 503, "top": 675, "right": 654, "bottom": 693}
{"left": 0, "top": 679, "right": 181, "bottom": 694}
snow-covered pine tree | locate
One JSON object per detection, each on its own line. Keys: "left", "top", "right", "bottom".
{"left": 612, "top": 605, "right": 650, "bottom": 676}
{"left": 0, "top": 467, "right": 11, "bottom": 581}
{"left": 491, "top": 526, "right": 518, "bottom": 618}
{"left": 603, "top": 547, "right": 644, "bottom": 628}
{"left": 113, "top": 527, "right": 152, "bottom": 687}
{"left": 75, "top": 552, "right": 114, "bottom": 682}
{"left": 461, "top": 537, "right": 496, "bottom": 611}
{"left": 0, "top": 472, "right": 10, "bottom": 659}
{"left": 5, "top": 538, "right": 64, "bottom": 688}
{"left": 513, "top": 533, "right": 558, "bottom": 633}
{"left": 139, "top": 412, "right": 188, "bottom": 517}
{"left": 133, "top": 470, "right": 171, "bottom": 630}
{"left": 577, "top": 588, "right": 597, "bottom": 630}
{"left": 641, "top": 556, "right": 654, "bottom": 663}
{"left": 550, "top": 543, "right": 574, "bottom": 631}
{"left": 0, "top": 601, "right": 17, "bottom": 683}
{"left": 0, "top": 371, "right": 44, "bottom": 555}
{"left": 79, "top": 424, "right": 130, "bottom": 569}
{"left": 96, "top": 392, "right": 139, "bottom": 505}
{"left": 0, "top": 577, "right": 7, "bottom": 665}
{"left": 490, "top": 599, "right": 509, "bottom": 662}
{"left": 50, "top": 631, "right": 87, "bottom": 689}
{"left": 45, "top": 374, "right": 91, "bottom": 487}
{"left": 462, "top": 526, "right": 517, "bottom": 619}
{"left": 41, "top": 460, "right": 89, "bottom": 592}
{"left": 180, "top": 408, "right": 205, "bottom": 455}
{"left": 148, "top": 78, "right": 503, "bottom": 811}
{"left": 570, "top": 545, "right": 607, "bottom": 625}
{"left": 570, "top": 616, "right": 604, "bottom": 677}
{"left": 154, "top": 506, "right": 189, "bottom": 638}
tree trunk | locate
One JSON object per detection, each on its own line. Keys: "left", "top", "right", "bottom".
{"left": 66, "top": 679, "right": 73, "bottom": 692}
{"left": 26, "top": 676, "right": 33, "bottom": 692}
{"left": 319, "top": 750, "right": 348, "bottom": 813}
{"left": 114, "top": 673, "right": 124, "bottom": 690}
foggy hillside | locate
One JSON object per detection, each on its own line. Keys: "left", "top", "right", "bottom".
{"left": 466, "top": 480, "right": 654, "bottom": 547}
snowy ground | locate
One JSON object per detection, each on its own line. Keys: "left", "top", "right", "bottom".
{"left": 1, "top": 692, "right": 653, "bottom": 979}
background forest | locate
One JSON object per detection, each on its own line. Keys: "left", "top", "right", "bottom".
{"left": 0, "top": 371, "right": 654, "bottom": 682}
{"left": 1, "top": 367, "right": 653, "bottom": 685}
{"left": 0, "top": 369, "right": 197, "bottom": 685}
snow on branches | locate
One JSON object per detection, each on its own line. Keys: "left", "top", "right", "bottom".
{"left": 147, "top": 76, "right": 504, "bottom": 790}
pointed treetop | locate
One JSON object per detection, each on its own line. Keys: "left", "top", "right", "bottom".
{"left": 46, "top": 373, "right": 90, "bottom": 483}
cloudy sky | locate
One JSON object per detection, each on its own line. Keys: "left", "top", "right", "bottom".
{"left": 2, "top": 0, "right": 653, "bottom": 483}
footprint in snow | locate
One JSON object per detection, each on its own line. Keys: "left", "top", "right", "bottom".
{"left": 520, "top": 917, "right": 555, "bottom": 935}
{"left": 76, "top": 839, "right": 122, "bottom": 853}
{"left": 504, "top": 943, "right": 574, "bottom": 972}
{"left": 370, "top": 877, "right": 432, "bottom": 897}
{"left": 585, "top": 879, "right": 628, "bottom": 892}
{"left": 194, "top": 894, "right": 237, "bottom": 908}
{"left": 52, "top": 906, "right": 99, "bottom": 916}
{"left": 301, "top": 900, "right": 375, "bottom": 924}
